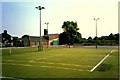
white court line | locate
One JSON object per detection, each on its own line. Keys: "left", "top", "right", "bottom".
{"left": 1, "top": 62, "right": 89, "bottom": 72}
{"left": 2, "top": 63, "right": 33, "bottom": 67}
{"left": 35, "top": 61, "right": 93, "bottom": 67}
{"left": 3, "top": 60, "right": 92, "bottom": 68}
{"left": 36, "top": 58, "right": 47, "bottom": 60}
{"left": 40, "top": 65, "right": 89, "bottom": 72}
{"left": 0, "top": 76, "right": 24, "bottom": 80}
{"left": 90, "top": 49, "right": 116, "bottom": 72}
{"left": 109, "top": 50, "right": 116, "bottom": 54}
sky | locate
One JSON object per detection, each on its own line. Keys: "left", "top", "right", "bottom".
{"left": 0, "top": 0, "right": 119, "bottom": 38}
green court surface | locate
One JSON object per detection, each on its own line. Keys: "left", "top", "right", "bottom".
{"left": 1, "top": 47, "right": 119, "bottom": 78}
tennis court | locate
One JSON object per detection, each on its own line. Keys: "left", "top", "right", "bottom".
{"left": 1, "top": 47, "right": 119, "bottom": 78}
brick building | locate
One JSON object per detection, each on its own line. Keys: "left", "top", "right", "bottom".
{"left": 21, "top": 34, "right": 59, "bottom": 47}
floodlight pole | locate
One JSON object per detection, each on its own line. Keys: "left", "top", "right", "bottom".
{"left": 45, "top": 22, "right": 49, "bottom": 48}
{"left": 94, "top": 18, "right": 99, "bottom": 49}
{"left": 36, "top": 6, "right": 45, "bottom": 51}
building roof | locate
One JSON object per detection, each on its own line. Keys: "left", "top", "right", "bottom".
{"left": 0, "top": 30, "right": 13, "bottom": 43}
{"left": 29, "top": 34, "right": 59, "bottom": 41}
{"left": 21, "top": 33, "right": 59, "bottom": 42}
{"left": 48, "top": 34, "right": 59, "bottom": 40}
{"left": 29, "top": 36, "right": 47, "bottom": 42}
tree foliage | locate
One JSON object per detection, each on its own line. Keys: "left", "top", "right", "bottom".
{"left": 59, "top": 21, "right": 119, "bottom": 46}
{"left": 59, "top": 21, "right": 82, "bottom": 45}
{"left": 85, "top": 33, "right": 119, "bottom": 46}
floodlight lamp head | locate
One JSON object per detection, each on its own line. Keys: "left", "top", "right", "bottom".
{"left": 93, "top": 18, "right": 96, "bottom": 20}
{"left": 36, "top": 7, "right": 38, "bottom": 9}
{"left": 42, "top": 7, "right": 45, "bottom": 9}
{"left": 45, "top": 22, "right": 49, "bottom": 25}
{"left": 97, "top": 18, "right": 99, "bottom": 20}
{"left": 36, "top": 6, "right": 41, "bottom": 10}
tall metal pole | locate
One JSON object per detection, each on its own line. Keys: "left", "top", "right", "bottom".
{"left": 45, "top": 22, "right": 49, "bottom": 48}
{"left": 94, "top": 18, "right": 99, "bottom": 49}
{"left": 96, "top": 20, "right": 97, "bottom": 48}
{"left": 39, "top": 9, "right": 42, "bottom": 51}
{"left": 36, "top": 6, "right": 45, "bottom": 51}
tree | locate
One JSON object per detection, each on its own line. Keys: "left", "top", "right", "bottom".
{"left": 93, "top": 36, "right": 98, "bottom": 40}
{"left": 60, "top": 21, "right": 81, "bottom": 47}
{"left": 114, "top": 33, "right": 119, "bottom": 45}
{"left": 114, "top": 33, "right": 119, "bottom": 41}
{"left": 108, "top": 33, "right": 114, "bottom": 40}
{"left": 74, "top": 32, "right": 82, "bottom": 43}
{"left": 59, "top": 32, "right": 68, "bottom": 45}
{"left": 88, "top": 36, "right": 92, "bottom": 40}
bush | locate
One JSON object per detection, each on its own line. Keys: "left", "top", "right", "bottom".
{"left": 97, "top": 64, "right": 112, "bottom": 71}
